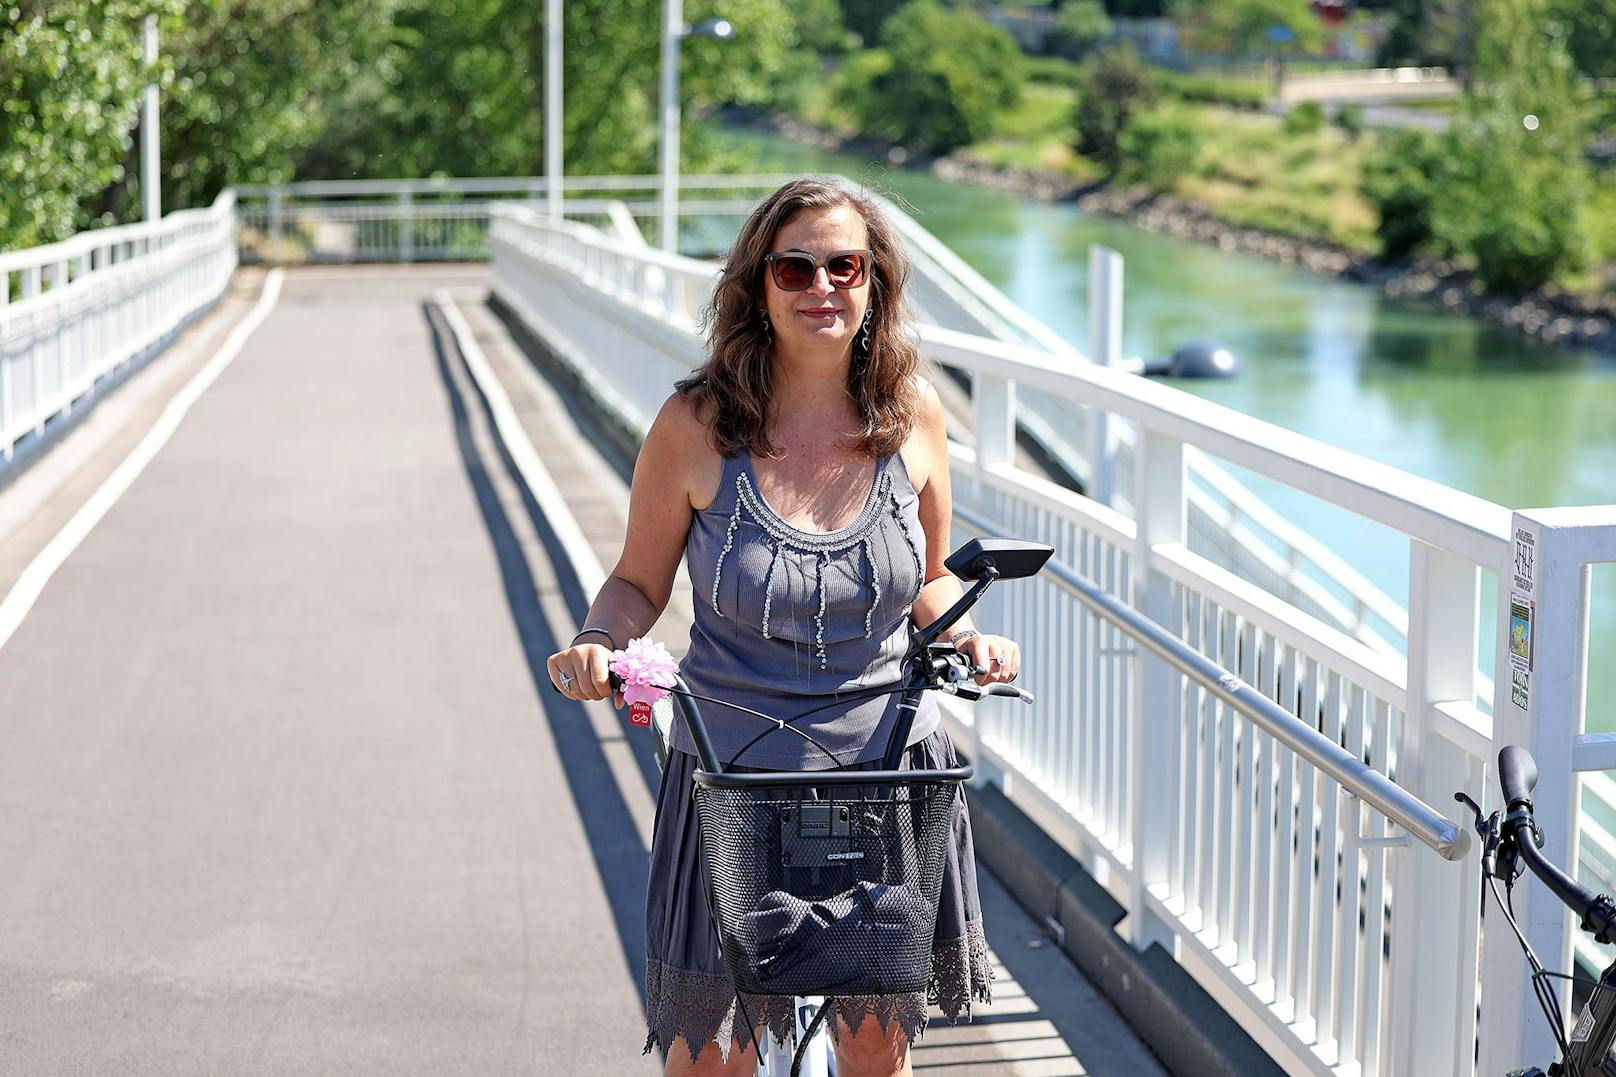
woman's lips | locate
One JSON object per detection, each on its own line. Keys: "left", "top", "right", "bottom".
{"left": 799, "top": 307, "right": 841, "bottom": 320}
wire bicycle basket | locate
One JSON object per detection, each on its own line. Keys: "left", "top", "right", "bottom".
{"left": 692, "top": 766, "right": 969, "bottom": 998}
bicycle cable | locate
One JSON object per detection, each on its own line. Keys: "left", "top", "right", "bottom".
{"left": 1494, "top": 873, "right": 1573, "bottom": 1059}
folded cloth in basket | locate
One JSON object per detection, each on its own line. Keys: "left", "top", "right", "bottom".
{"left": 742, "top": 880, "right": 926, "bottom": 993}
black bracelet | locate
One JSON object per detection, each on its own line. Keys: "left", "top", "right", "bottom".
{"left": 571, "top": 627, "right": 618, "bottom": 650}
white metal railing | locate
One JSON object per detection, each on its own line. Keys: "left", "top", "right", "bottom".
{"left": 235, "top": 175, "right": 1413, "bottom": 660}
{"left": 0, "top": 190, "right": 237, "bottom": 468}
{"left": 485, "top": 203, "right": 1616, "bottom": 1077}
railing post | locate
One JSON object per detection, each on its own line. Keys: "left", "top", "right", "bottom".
{"left": 268, "top": 191, "right": 284, "bottom": 264}
{"left": 399, "top": 190, "right": 415, "bottom": 263}
{"left": 970, "top": 370, "right": 1015, "bottom": 779}
{"left": 22, "top": 266, "right": 42, "bottom": 438}
{"left": 1389, "top": 540, "right": 1480, "bottom": 1076}
{"left": 1086, "top": 246, "right": 1122, "bottom": 507}
{"left": 1128, "top": 427, "right": 1184, "bottom": 950}
{"left": 0, "top": 271, "right": 10, "bottom": 460}
{"left": 1478, "top": 513, "right": 1589, "bottom": 1076}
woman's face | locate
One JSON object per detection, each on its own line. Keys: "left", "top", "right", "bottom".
{"left": 762, "top": 203, "right": 871, "bottom": 361}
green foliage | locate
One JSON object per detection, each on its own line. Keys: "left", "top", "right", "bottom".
{"left": 162, "top": 1, "right": 400, "bottom": 207}
{"left": 851, "top": 3, "right": 1023, "bottom": 153}
{"left": 1046, "top": 1, "right": 1112, "bottom": 61}
{"left": 837, "top": 0, "right": 909, "bottom": 48}
{"left": 1362, "top": 128, "right": 1443, "bottom": 257}
{"left": 1071, "top": 42, "right": 1156, "bottom": 173}
{"left": 1335, "top": 102, "right": 1366, "bottom": 139}
{"left": 1546, "top": 0, "right": 1615, "bottom": 79}
{"left": 1282, "top": 100, "right": 1325, "bottom": 135}
{"left": 1119, "top": 110, "right": 1201, "bottom": 192}
{"left": 1022, "top": 56, "right": 1084, "bottom": 88}
{"left": 1434, "top": 0, "right": 1594, "bottom": 291}
{"left": 1151, "top": 69, "right": 1268, "bottom": 109}
{"left": 1171, "top": 0, "right": 1324, "bottom": 55}
{"left": 1, "top": 1, "right": 183, "bottom": 248}
{"left": 1364, "top": 0, "right": 1595, "bottom": 290}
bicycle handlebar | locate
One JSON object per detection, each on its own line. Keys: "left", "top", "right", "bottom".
{"left": 1492, "top": 747, "right": 1616, "bottom": 946}
{"left": 1500, "top": 745, "right": 1539, "bottom": 813}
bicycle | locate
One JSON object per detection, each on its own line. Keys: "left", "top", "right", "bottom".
{"left": 1457, "top": 746, "right": 1616, "bottom": 1076}
{"left": 579, "top": 536, "right": 1050, "bottom": 1077}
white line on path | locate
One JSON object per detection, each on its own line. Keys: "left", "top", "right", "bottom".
{"left": 0, "top": 268, "right": 286, "bottom": 656}
{"left": 433, "top": 290, "right": 607, "bottom": 599}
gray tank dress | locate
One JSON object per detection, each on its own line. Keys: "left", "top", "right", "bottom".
{"left": 643, "top": 446, "right": 993, "bottom": 1064}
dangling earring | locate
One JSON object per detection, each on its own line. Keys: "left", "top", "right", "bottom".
{"left": 760, "top": 308, "right": 773, "bottom": 347}
{"left": 858, "top": 312, "right": 873, "bottom": 359}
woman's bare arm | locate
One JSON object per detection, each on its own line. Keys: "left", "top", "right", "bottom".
{"left": 546, "top": 392, "right": 715, "bottom": 702}
{"left": 908, "top": 381, "right": 1022, "bottom": 685}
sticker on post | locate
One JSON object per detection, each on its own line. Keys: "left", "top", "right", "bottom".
{"left": 1511, "top": 667, "right": 1530, "bottom": 710}
{"left": 1509, "top": 593, "right": 1535, "bottom": 670}
{"left": 1513, "top": 528, "right": 1537, "bottom": 593}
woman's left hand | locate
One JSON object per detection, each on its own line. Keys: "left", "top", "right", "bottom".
{"left": 956, "top": 633, "right": 1021, "bottom": 687}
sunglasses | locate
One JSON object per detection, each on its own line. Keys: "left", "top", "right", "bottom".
{"left": 762, "top": 249, "right": 873, "bottom": 292}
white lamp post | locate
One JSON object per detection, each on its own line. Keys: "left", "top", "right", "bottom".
{"left": 545, "top": 0, "right": 562, "bottom": 220}
{"left": 657, "top": 9, "right": 734, "bottom": 253}
{"left": 142, "top": 14, "right": 160, "bottom": 223}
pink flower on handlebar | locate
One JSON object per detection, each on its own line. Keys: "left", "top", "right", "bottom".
{"left": 609, "top": 637, "right": 679, "bottom": 708}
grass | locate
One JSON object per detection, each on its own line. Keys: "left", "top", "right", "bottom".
{"left": 1165, "top": 104, "right": 1379, "bottom": 251}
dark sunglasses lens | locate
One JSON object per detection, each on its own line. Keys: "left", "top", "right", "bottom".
{"left": 827, "top": 253, "right": 866, "bottom": 286}
{"left": 772, "top": 256, "right": 816, "bottom": 290}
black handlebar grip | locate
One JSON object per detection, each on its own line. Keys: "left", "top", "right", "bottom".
{"left": 1499, "top": 745, "right": 1539, "bottom": 811}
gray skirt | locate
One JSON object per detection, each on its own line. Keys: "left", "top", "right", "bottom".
{"left": 643, "top": 726, "right": 993, "bottom": 1064}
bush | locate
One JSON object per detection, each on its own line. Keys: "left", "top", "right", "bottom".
{"left": 1152, "top": 69, "right": 1268, "bottom": 109}
{"left": 1022, "top": 56, "right": 1084, "bottom": 87}
{"left": 1335, "top": 102, "right": 1367, "bottom": 140}
{"left": 1119, "top": 111, "right": 1202, "bottom": 192}
{"left": 1361, "top": 128, "right": 1444, "bottom": 258}
{"left": 1072, "top": 42, "right": 1156, "bottom": 173}
{"left": 1432, "top": 103, "right": 1592, "bottom": 292}
{"left": 853, "top": 2, "right": 1023, "bottom": 153}
{"left": 1282, "top": 100, "right": 1326, "bottom": 136}
{"left": 1047, "top": 0, "right": 1112, "bottom": 61}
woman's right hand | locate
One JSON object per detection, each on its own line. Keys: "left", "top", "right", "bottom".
{"left": 547, "top": 643, "right": 621, "bottom": 707}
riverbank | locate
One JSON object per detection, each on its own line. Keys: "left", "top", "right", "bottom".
{"left": 745, "top": 111, "right": 1615, "bottom": 355}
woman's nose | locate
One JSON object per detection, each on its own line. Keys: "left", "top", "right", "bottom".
{"left": 808, "top": 268, "right": 834, "bottom": 295}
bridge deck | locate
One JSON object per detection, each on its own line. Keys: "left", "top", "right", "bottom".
{"left": 0, "top": 267, "right": 1164, "bottom": 1076}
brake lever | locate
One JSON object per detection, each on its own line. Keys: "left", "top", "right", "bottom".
{"left": 1456, "top": 791, "right": 1515, "bottom": 881}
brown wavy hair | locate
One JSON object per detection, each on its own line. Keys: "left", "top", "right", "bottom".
{"left": 676, "top": 177, "right": 925, "bottom": 459}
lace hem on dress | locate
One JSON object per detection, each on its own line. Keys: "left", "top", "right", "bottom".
{"left": 643, "top": 918, "right": 994, "bottom": 1064}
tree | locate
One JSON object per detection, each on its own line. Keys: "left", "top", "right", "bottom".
{"left": 1047, "top": 1, "right": 1112, "bottom": 61}
{"left": 836, "top": 0, "right": 909, "bottom": 48}
{"left": 1429, "top": 0, "right": 1592, "bottom": 291}
{"left": 1172, "top": 0, "right": 1323, "bottom": 56}
{"left": 852, "top": 3, "right": 1023, "bottom": 154}
{"left": 1071, "top": 42, "right": 1156, "bottom": 173}
{"left": 1, "top": 1, "right": 182, "bottom": 248}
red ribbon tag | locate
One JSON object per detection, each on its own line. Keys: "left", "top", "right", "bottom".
{"left": 629, "top": 700, "right": 652, "bottom": 727}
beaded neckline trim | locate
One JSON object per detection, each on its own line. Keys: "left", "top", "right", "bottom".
{"left": 709, "top": 461, "right": 921, "bottom": 670}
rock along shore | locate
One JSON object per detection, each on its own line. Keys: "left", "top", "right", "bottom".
{"left": 745, "top": 111, "right": 1615, "bottom": 356}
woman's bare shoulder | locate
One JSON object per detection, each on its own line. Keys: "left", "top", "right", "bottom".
{"left": 646, "top": 390, "right": 725, "bottom": 512}
{"left": 899, "top": 377, "right": 948, "bottom": 493}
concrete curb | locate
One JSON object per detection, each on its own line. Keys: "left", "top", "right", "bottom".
{"left": 967, "top": 781, "right": 1286, "bottom": 1077}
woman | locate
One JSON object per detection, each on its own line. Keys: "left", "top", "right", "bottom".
{"left": 545, "top": 177, "right": 1021, "bottom": 1077}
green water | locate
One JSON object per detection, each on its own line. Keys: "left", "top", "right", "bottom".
{"left": 711, "top": 125, "right": 1616, "bottom": 728}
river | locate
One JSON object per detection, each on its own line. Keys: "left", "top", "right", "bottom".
{"left": 708, "top": 126, "right": 1616, "bottom": 730}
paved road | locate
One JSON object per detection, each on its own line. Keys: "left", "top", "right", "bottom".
{"left": 0, "top": 267, "right": 1166, "bottom": 1076}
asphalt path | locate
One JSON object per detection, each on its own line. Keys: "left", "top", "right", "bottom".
{"left": 0, "top": 266, "right": 1168, "bottom": 1076}
{"left": 0, "top": 268, "right": 653, "bottom": 1075}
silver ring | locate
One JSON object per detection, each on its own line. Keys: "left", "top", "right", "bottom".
{"left": 990, "top": 656, "right": 1006, "bottom": 665}
{"left": 559, "top": 672, "right": 574, "bottom": 690}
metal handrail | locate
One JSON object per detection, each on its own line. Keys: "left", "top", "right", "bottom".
{"left": 952, "top": 501, "right": 1473, "bottom": 862}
